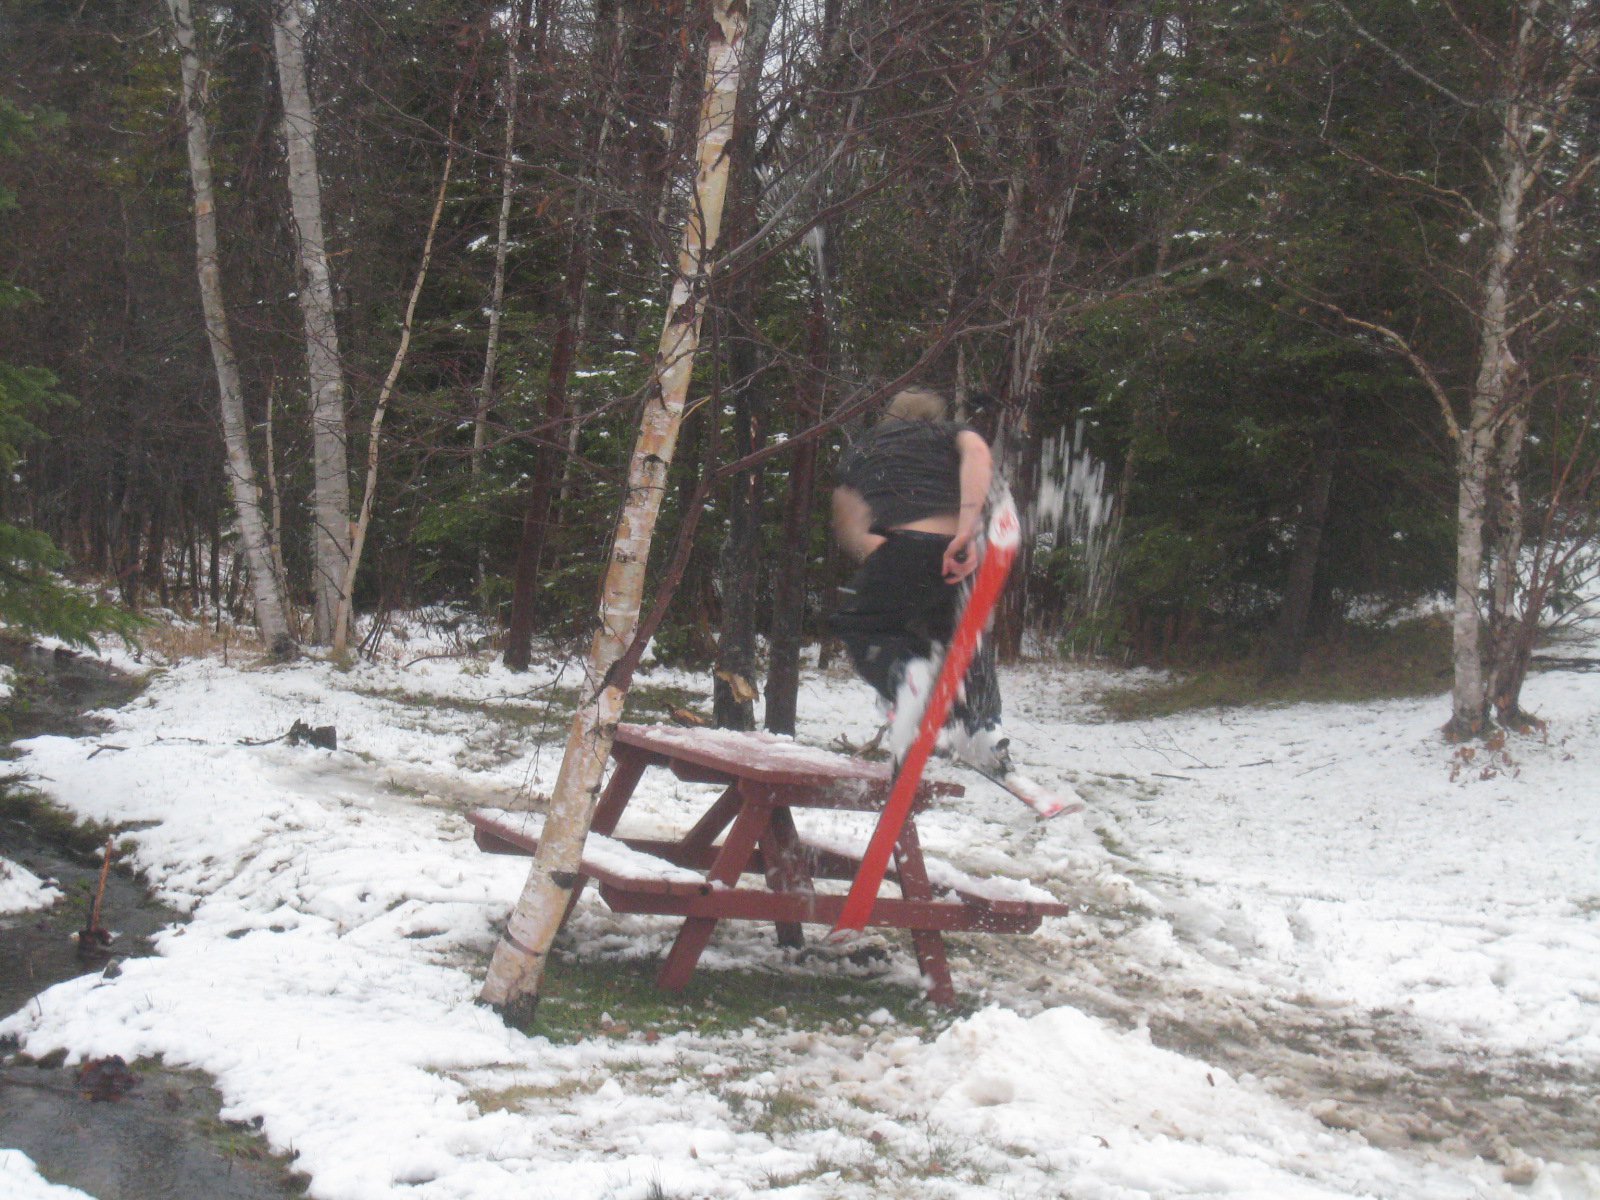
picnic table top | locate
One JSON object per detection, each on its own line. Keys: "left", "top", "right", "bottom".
{"left": 615, "top": 722, "right": 901, "bottom": 788}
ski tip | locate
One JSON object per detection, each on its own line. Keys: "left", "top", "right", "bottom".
{"left": 1030, "top": 797, "right": 1085, "bottom": 821}
{"left": 825, "top": 924, "right": 866, "bottom": 945}
{"left": 996, "top": 772, "right": 1085, "bottom": 820}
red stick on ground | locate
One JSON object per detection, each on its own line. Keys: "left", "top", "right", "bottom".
{"left": 832, "top": 495, "right": 1021, "bottom": 937}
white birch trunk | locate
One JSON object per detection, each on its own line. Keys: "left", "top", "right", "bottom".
{"left": 1449, "top": 62, "right": 1532, "bottom": 738}
{"left": 472, "top": 17, "right": 527, "bottom": 473}
{"left": 167, "top": 0, "right": 294, "bottom": 658}
{"left": 1487, "top": 403, "right": 1529, "bottom": 714}
{"left": 480, "top": 0, "right": 748, "bottom": 1014}
{"left": 272, "top": 0, "right": 352, "bottom": 647}
{"left": 1450, "top": 428, "right": 1495, "bottom": 736}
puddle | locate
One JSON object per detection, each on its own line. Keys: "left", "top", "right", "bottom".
{"left": 1, "top": 640, "right": 307, "bottom": 1198}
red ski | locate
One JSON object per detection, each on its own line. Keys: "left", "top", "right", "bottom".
{"left": 831, "top": 492, "right": 1022, "bottom": 938}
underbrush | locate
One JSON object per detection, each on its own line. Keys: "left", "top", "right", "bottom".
{"left": 1097, "top": 615, "right": 1453, "bottom": 720}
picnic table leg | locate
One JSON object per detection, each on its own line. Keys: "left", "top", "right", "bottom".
{"left": 759, "top": 806, "right": 811, "bottom": 949}
{"left": 559, "top": 746, "right": 653, "bottom": 930}
{"left": 593, "top": 747, "right": 652, "bottom": 836}
{"left": 680, "top": 784, "right": 744, "bottom": 862}
{"left": 657, "top": 797, "right": 773, "bottom": 992}
{"left": 892, "top": 819, "right": 957, "bottom": 1008}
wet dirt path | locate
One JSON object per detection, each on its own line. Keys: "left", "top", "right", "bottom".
{"left": 1, "top": 642, "right": 306, "bottom": 1198}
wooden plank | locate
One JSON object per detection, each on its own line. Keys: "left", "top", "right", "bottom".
{"left": 599, "top": 884, "right": 1045, "bottom": 934}
{"left": 475, "top": 817, "right": 1069, "bottom": 920}
{"left": 467, "top": 811, "right": 707, "bottom": 897}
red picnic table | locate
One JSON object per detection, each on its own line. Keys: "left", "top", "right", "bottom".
{"left": 469, "top": 722, "right": 1069, "bottom": 1007}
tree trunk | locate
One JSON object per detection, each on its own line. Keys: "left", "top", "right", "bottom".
{"left": 331, "top": 115, "right": 458, "bottom": 657}
{"left": 1449, "top": 428, "right": 1495, "bottom": 738}
{"left": 479, "top": 0, "right": 748, "bottom": 1017}
{"left": 167, "top": 0, "right": 294, "bottom": 657}
{"left": 713, "top": 364, "right": 761, "bottom": 730}
{"left": 472, "top": 0, "right": 535, "bottom": 478}
{"left": 272, "top": 0, "right": 351, "bottom": 647}
{"left": 710, "top": 8, "right": 772, "bottom": 730}
{"left": 765, "top": 249, "right": 829, "bottom": 735}
{"left": 1267, "top": 408, "right": 1340, "bottom": 677}
{"left": 1447, "top": 68, "right": 1532, "bottom": 739}
{"left": 1488, "top": 402, "right": 1532, "bottom": 721}
{"left": 503, "top": 2, "right": 626, "bottom": 671}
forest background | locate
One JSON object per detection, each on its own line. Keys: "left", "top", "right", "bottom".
{"left": 4, "top": 0, "right": 1600, "bottom": 744}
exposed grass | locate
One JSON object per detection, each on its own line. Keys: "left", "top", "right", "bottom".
{"left": 468, "top": 1079, "right": 590, "bottom": 1113}
{"left": 134, "top": 619, "right": 265, "bottom": 666}
{"left": 347, "top": 683, "right": 578, "bottom": 725}
{"left": 750, "top": 1087, "right": 821, "bottom": 1136}
{"left": 349, "top": 679, "right": 705, "bottom": 727}
{"left": 0, "top": 785, "right": 123, "bottom": 862}
{"left": 517, "top": 952, "right": 963, "bottom": 1044}
{"left": 1096, "top": 616, "right": 1453, "bottom": 720}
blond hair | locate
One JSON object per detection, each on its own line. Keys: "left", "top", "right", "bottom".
{"left": 884, "top": 387, "right": 949, "bottom": 423}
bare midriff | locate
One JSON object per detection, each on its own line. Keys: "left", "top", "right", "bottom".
{"left": 890, "top": 513, "right": 958, "bottom": 536}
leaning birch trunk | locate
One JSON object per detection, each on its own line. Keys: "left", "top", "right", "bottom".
{"left": 272, "top": 0, "right": 352, "bottom": 647}
{"left": 480, "top": 1, "right": 747, "bottom": 1015}
{"left": 167, "top": 0, "right": 294, "bottom": 658}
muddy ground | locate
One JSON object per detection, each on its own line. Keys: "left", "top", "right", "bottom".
{"left": 0, "top": 642, "right": 306, "bottom": 1199}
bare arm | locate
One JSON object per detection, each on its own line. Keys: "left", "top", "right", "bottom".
{"left": 832, "top": 486, "right": 885, "bottom": 562}
{"left": 942, "top": 430, "right": 993, "bottom": 581}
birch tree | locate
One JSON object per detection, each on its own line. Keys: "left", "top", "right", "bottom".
{"left": 472, "top": 0, "right": 535, "bottom": 478}
{"left": 1300, "top": 0, "right": 1600, "bottom": 738}
{"left": 166, "top": 0, "right": 294, "bottom": 658}
{"left": 480, "top": 0, "right": 749, "bottom": 1017}
{"left": 272, "top": 0, "right": 352, "bottom": 647}
{"left": 330, "top": 119, "right": 459, "bottom": 658}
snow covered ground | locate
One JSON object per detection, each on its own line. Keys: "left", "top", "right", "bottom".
{"left": 0, "top": 856, "right": 60, "bottom": 917}
{"left": 2, "top": 620, "right": 1597, "bottom": 1200}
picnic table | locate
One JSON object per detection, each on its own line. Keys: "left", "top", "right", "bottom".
{"left": 469, "top": 722, "right": 1069, "bottom": 1007}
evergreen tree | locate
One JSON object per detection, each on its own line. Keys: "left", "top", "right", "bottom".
{"left": 0, "top": 100, "right": 134, "bottom": 647}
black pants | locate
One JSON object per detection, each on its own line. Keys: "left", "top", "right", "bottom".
{"left": 829, "top": 530, "right": 1001, "bottom": 734}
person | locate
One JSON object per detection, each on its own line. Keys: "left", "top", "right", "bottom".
{"left": 829, "top": 386, "right": 1012, "bottom": 775}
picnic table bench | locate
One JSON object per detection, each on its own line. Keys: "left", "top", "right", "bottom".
{"left": 469, "top": 722, "right": 1070, "bottom": 1007}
